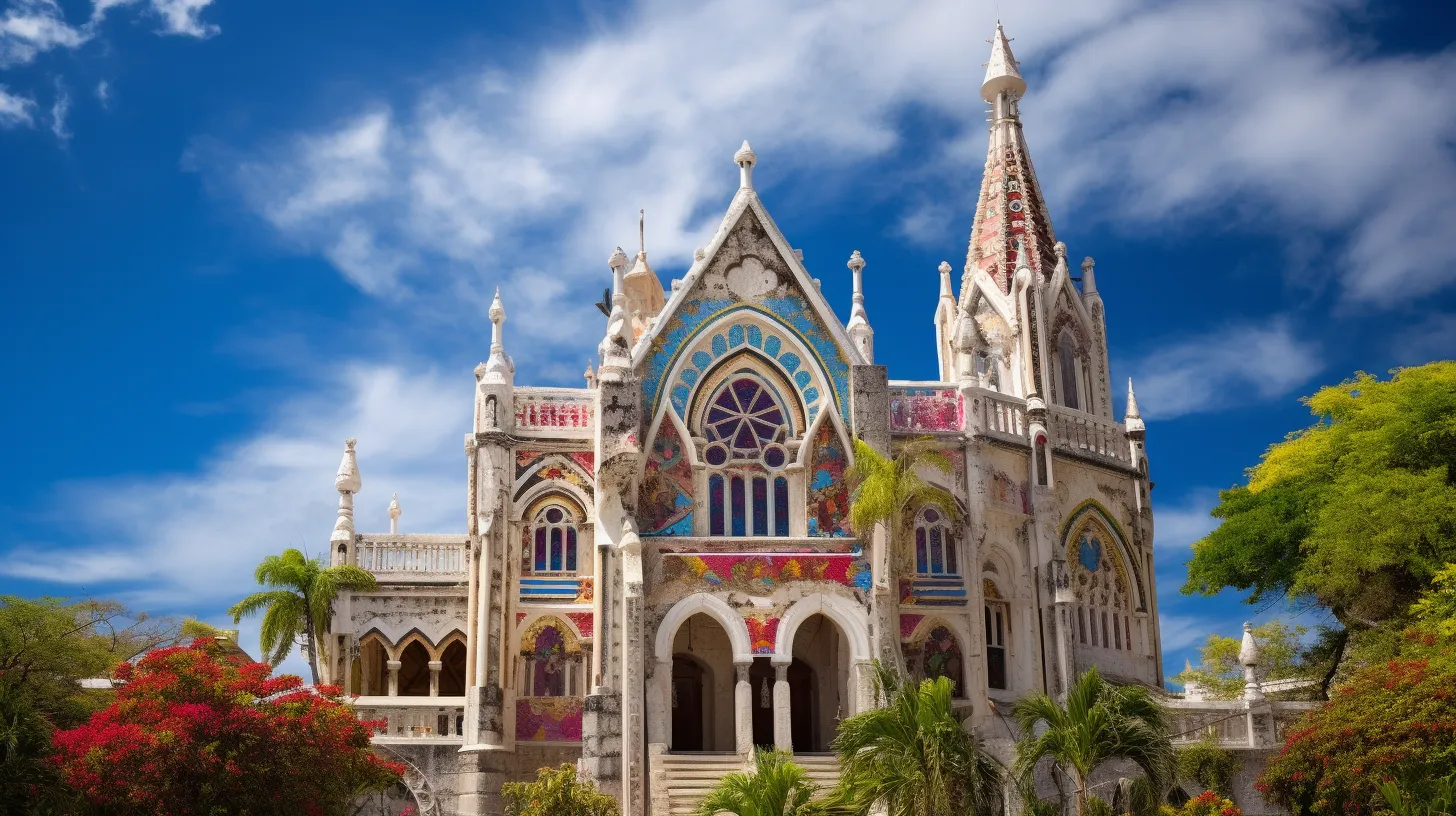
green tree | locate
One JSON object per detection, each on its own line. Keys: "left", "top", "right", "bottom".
{"left": 502, "top": 763, "right": 619, "bottom": 816}
{"left": 697, "top": 749, "right": 847, "bottom": 816}
{"left": 0, "top": 683, "right": 77, "bottom": 815}
{"left": 833, "top": 665, "right": 1002, "bottom": 816}
{"left": 1411, "top": 562, "right": 1456, "bottom": 637}
{"left": 1172, "top": 621, "right": 1318, "bottom": 700}
{"left": 848, "top": 437, "right": 962, "bottom": 577}
{"left": 228, "top": 547, "right": 377, "bottom": 684}
{"left": 1012, "top": 667, "right": 1175, "bottom": 816}
{"left": 1183, "top": 363, "right": 1456, "bottom": 689}
{"left": 1379, "top": 771, "right": 1456, "bottom": 816}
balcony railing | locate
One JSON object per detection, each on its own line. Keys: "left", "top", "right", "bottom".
{"left": 1047, "top": 407, "right": 1130, "bottom": 468}
{"left": 963, "top": 388, "right": 1027, "bottom": 445}
{"left": 356, "top": 536, "right": 468, "bottom": 579}
{"left": 353, "top": 697, "right": 466, "bottom": 742}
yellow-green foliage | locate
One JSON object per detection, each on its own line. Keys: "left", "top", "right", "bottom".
{"left": 1173, "top": 621, "right": 1313, "bottom": 701}
{"left": 502, "top": 764, "right": 618, "bottom": 816}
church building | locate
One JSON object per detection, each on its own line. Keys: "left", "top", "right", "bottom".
{"left": 322, "top": 24, "right": 1169, "bottom": 816}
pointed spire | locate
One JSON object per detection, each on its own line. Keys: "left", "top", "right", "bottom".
{"left": 981, "top": 23, "right": 1027, "bottom": 104}
{"left": 331, "top": 438, "right": 360, "bottom": 546}
{"left": 1240, "top": 622, "right": 1265, "bottom": 701}
{"left": 583, "top": 360, "right": 597, "bottom": 389}
{"left": 1082, "top": 256, "right": 1098, "bottom": 296}
{"left": 845, "top": 250, "right": 873, "bottom": 363}
{"left": 1125, "top": 378, "right": 1145, "bottom": 435}
{"left": 388, "top": 492, "right": 401, "bottom": 534}
{"left": 938, "top": 260, "right": 954, "bottom": 298}
{"left": 483, "top": 287, "right": 514, "bottom": 384}
{"left": 734, "top": 140, "right": 757, "bottom": 189}
{"left": 622, "top": 210, "right": 666, "bottom": 341}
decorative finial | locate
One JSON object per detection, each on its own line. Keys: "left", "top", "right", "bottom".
{"left": 981, "top": 23, "right": 1027, "bottom": 104}
{"left": 488, "top": 287, "right": 505, "bottom": 325}
{"left": 639, "top": 209, "right": 645, "bottom": 255}
{"left": 483, "top": 290, "right": 514, "bottom": 384}
{"left": 938, "top": 261, "right": 953, "bottom": 296}
{"left": 847, "top": 249, "right": 865, "bottom": 274}
{"left": 584, "top": 360, "right": 597, "bottom": 388}
{"left": 608, "top": 246, "right": 629, "bottom": 272}
{"left": 1240, "top": 622, "right": 1265, "bottom": 701}
{"left": 331, "top": 438, "right": 361, "bottom": 547}
{"left": 845, "top": 250, "right": 873, "bottom": 363}
{"left": 734, "top": 140, "right": 757, "bottom": 189}
{"left": 1125, "top": 378, "right": 1144, "bottom": 435}
{"left": 388, "top": 492, "right": 401, "bottom": 534}
{"left": 334, "top": 438, "right": 361, "bottom": 494}
{"left": 1082, "top": 256, "right": 1098, "bottom": 295}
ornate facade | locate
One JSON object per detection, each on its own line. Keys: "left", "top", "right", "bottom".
{"left": 318, "top": 25, "right": 1220, "bottom": 816}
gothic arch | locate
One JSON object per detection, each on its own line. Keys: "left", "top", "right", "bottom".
{"left": 654, "top": 593, "right": 753, "bottom": 664}
{"left": 511, "top": 455, "right": 594, "bottom": 511}
{"left": 688, "top": 351, "right": 806, "bottom": 441}
{"left": 1059, "top": 500, "right": 1146, "bottom": 612}
{"left": 516, "top": 610, "right": 590, "bottom": 644}
{"left": 774, "top": 593, "right": 871, "bottom": 665}
{"left": 519, "top": 615, "right": 583, "bottom": 656}
{"left": 358, "top": 620, "right": 458, "bottom": 655}
{"left": 515, "top": 485, "right": 588, "bottom": 525}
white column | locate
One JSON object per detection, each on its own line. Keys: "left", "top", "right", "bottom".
{"left": 734, "top": 661, "right": 753, "bottom": 756}
{"left": 851, "top": 660, "right": 875, "bottom": 715}
{"left": 429, "top": 660, "right": 442, "bottom": 697}
{"left": 772, "top": 661, "right": 792, "bottom": 752}
{"left": 650, "top": 659, "right": 672, "bottom": 750}
{"left": 387, "top": 660, "right": 402, "bottom": 697}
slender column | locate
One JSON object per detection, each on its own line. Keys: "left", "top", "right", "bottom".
{"left": 734, "top": 661, "right": 753, "bottom": 756}
{"left": 429, "top": 660, "right": 442, "bottom": 697}
{"left": 650, "top": 659, "right": 672, "bottom": 750}
{"left": 772, "top": 661, "right": 792, "bottom": 752}
{"left": 387, "top": 660, "right": 402, "bottom": 697}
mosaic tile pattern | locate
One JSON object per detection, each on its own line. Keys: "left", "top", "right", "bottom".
{"left": 566, "top": 611, "right": 594, "bottom": 639}
{"left": 662, "top": 553, "right": 871, "bottom": 593}
{"left": 746, "top": 616, "right": 780, "bottom": 655}
{"left": 806, "top": 422, "right": 852, "bottom": 537}
{"left": 515, "top": 696, "right": 583, "bottom": 742}
{"left": 640, "top": 420, "right": 694, "bottom": 536}
{"left": 889, "top": 388, "right": 963, "bottom": 433}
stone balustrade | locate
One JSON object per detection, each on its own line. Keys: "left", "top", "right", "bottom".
{"left": 963, "top": 388, "right": 1028, "bottom": 444}
{"left": 513, "top": 388, "right": 595, "bottom": 438}
{"left": 356, "top": 535, "right": 468, "bottom": 580}
{"left": 353, "top": 697, "right": 467, "bottom": 742}
{"left": 1047, "top": 406, "right": 1131, "bottom": 468}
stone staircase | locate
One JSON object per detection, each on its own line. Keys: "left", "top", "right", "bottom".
{"left": 655, "top": 752, "right": 842, "bottom": 815}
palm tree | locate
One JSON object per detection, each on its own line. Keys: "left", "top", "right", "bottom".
{"left": 847, "top": 437, "right": 962, "bottom": 578}
{"left": 833, "top": 664, "right": 1003, "bottom": 816}
{"left": 1012, "top": 667, "right": 1175, "bottom": 816}
{"left": 227, "top": 548, "right": 377, "bottom": 684}
{"left": 696, "top": 748, "right": 849, "bottom": 816}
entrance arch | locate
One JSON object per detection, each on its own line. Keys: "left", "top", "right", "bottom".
{"left": 668, "top": 613, "right": 736, "bottom": 752}
{"left": 786, "top": 614, "right": 846, "bottom": 752}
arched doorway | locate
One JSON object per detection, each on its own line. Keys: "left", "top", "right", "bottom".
{"left": 790, "top": 613, "right": 849, "bottom": 753}
{"left": 398, "top": 641, "right": 431, "bottom": 696}
{"left": 669, "top": 613, "right": 734, "bottom": 752}
{"left": 438, "top": 640, "right": 466, "bottom": 696}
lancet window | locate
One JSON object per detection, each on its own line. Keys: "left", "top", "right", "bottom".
{"left": 915, "top": 505, "right": 959, "bottom": 576}
{"left": 701, "top": 373, "right": 792, "bottom": 537}
{"left": 1057, "top": 331, "right": 1081, "bottom": 411}
{"left": 983, "top": 569, "right": 1010, "bottom": 691}
{"left": 520, "top": 619, "right": 583, "bottom": 698}
{"left": 529, "top": 503, "right": 578, "bottom": 574}
{"left": 1070, "top": 526, "right": 1133, "bottom": 653}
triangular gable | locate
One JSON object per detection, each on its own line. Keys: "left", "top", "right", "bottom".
{"left": 636, "top": 188, "right": 862, "bottom": 423}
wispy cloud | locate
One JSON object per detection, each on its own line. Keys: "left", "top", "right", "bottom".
{"left": 1129, "top": 320, "right": 1322, "bottom": 419}
{"left": 0, "top": 82, "right": 32, "bottom": 126}
{"left": 1152, "top": 490, "right": 1221, "bottom": 556}
{"left": 49, "top": 78, "right": 67, "bottom": 140}
{"left": 0, "top": 364, "right": 469, "bottom": 608}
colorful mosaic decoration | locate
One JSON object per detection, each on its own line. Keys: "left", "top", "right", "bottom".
{"left": 516, "top": 612, "right": 527, "bottom": 625}
{"left": 514, "top": 394, "right": 593, "bottom": 432}
{"left": 746, "top": 616, "right": 780, "bottom": 654}
{"left": 513, "top": 451, "right": 593, "bottom": 501}
{"left": 899, "top": 577, "right": 969, "bottom": 607}
{"left": 991, "top": 470, "right": 1030, "bottom": 514}
{"left": 899, "top": 613, "right": 925, "bottom": 641}
{"left": 520, "top": 617, "right": 581, "bottom": 657}
{"left": 806, "top": 422, "right": 852, "bottom": 537}
{"left": 921, "top": 626, "right": 964, "bottom": 696}
{"left": 515, "top": 696, "right": 583, "bottom": 742}
{"left": 642, "top": 210, "right": 852, "bottom": 426}
{"left": 575, "top": 578, "right": 594, "bottom": 603}
{"left": 566, "top": 612, "right": 594, "bottom": 639}
{"left": 640, "top": 420, "right": 694, "bottom": 536}
{"left": 662, "top": 553, "right": 871, "bottom": 593}
{"left": 889, "top": 388, "right": 963, "bottom": 433}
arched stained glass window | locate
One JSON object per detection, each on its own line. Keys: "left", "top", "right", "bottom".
{"left": 530, "top": 504, "right": 578, "bottom": 575}
{"left": 1058, "top": 332, "right": 1081, "bottom": 411}
{"left": 1071, "top": 527, "right": 1133, "bottom": 652}
{"left": 914, "top": 506, "right": 958, "bottom": 576}
{"left": 700, "top": 373, "right": 793, "bottom": 538}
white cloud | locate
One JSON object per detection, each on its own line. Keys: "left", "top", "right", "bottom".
{"left": 1129, "top": 320, "right": 1322, "bottom": 419}
{"left": 94, "top": 78, "right": 107, "bottom": 105}
{"left": 0, "top": 364, "right": 470, "bottom": 611}
{"left": 0, "top": 0, "right": 85, "bottom": 67}
{"left": 1152, "top": 490, "right": 1221, "bottom": 555}
{"left": 0, "top": 82, "right": 33, "bottom": 126}
{"left": 217, "top": 0, "right": 1456, "bottom": 341}
{"left": 49, "top": 79, "right": 67, "bottom": 140}
{"left": 146, "top": 0, "right": 217, "bottom": 38}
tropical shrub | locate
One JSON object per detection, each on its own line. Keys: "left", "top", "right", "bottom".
{"left": 1378, "top": 771, "right": 1456, "bottom": 816}
{"left": 1256, "top": 631, "right": 1456, "bottom": 814}
{"left": 1176, "top": 739, "right": 1238, "bottom": 797}
{"left": 51, "top": 640, "right": 400, "bottom": 815}
{"left": 1160, "top": 791, "right": 1243, "bottom": 816}
{"left": 696, "top": 748, "right": 847, "bottom": 816}
{"left": 502, "top": 763, "right": 618, "bottom": 816}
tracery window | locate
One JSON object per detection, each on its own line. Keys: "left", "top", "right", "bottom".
{"left": 521, "top": 620, "right": 582, "bottom": 697}
{"left": 529, "top": 504, "right": 578, "bottom": 574}
{"left": 1071, "top": 527, "right": 1133, "bottom": 652}
{"left": 914, "top": 506, "right": 958, "bottom": 576}
{"left": 1058, "top": 333, "right": 1081, "bottom": 411}
{"left": 985, "top": 604, "right": 1008, "bottom": 690}
{"left": 702, "top": 374, "right": 792, "bottom": 537}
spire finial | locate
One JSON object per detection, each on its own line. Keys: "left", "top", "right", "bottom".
{"left": 845, "top": 250, "right": 873, "bottom": 363}
{"left": 330, "top": 438, "right": 361, "bottom": 547}
{"left": 734, "top": 140, "right": 757, "bottom": 189}
{"left": 483, "top": 289, "right": 514, "bottom": 384}
{"left": 584, "top": 360, "right": 597, "bottom": 388}
{"left": 938, "top": 261, "right": 953, "bottom": 296}
{"left": 981, "top": 23, "right": 1027, "bottom": 104}
{"left": 388, "top": 492, "right": 401, "bottom": 534}
{"left": 1240, "top": 622, "right": 1265, "bottom": 701}
{"left": 639, "top": 209, "right": 645, "bottom": 256}
{"left": 1125, "top": 378, "right": 1145, "bottom": 434}
{"left": 1082, "top": 256, "right": 1098, "bottom": 295}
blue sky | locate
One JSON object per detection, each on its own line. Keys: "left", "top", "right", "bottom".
{"left": 2, "top": 0, "right": 1454, "bottom": 684}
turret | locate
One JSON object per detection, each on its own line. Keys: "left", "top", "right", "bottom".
{"left": 934, "top": 260, "right": 958, "bottom": 381}
{"left": 330, "top": 438, "right": 361, "bottom": 565}
{"left": 845, "top": 250, "right": 873, "bottom": 363}
{"left": 475, "top": 288, "right": 515, "bottom": 432}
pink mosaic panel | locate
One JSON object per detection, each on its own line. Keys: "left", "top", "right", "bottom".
{"left": 515, "top": 396, "right": 593, "bottom": 430}
{"left": 746, "top": 617, "right": 780, "bottom": 655}
{"left": 566, "top": 612, "right": 594, "bottom": 639}
{"left": 899, "top": 614, "right": 926, "bottom": 640}
{"left": 889, "top": 388, "right": 963, "bottom": 433}
{"left": 515, "top": 696, "right": 583, "bottom": 742}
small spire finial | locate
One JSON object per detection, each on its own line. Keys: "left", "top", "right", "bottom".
{"left": 639, "top": 209, "right": 645, "bottom": 256}
{"left": 331, "top": 438, "right": 361, "bottom": 547}
{"left": 734, "top": 140, "right": 757, "bottom": 189}
{"left": 608, "top": 246, "right": 629, "bottom": 272}
{"left": 845, "top": 250, "right": 873, "bottom": 362}
{"left": 938, "top": 261, "right": 953, "bottom": 296}
{"left": 1082, "top": 256, "right": 1098, "bottom": 295}
{"left": 1240, "top": 622, "right": 1265, "bottom": 701}
{"left": 388, "top": 492, "right": 401, "bottom": 534}
{"left": 1125, "top": 378, "right": 1145, "bottom": 434}
{"left": 981, "top": 23, "right": 1027, "bottom": 104}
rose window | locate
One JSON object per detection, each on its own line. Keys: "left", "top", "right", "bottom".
{"left": 701, "top": 375, "right": 791, "bottom": 537}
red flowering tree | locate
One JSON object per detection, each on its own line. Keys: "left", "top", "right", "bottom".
{"left": 52, "top": 641, "right": 401, "bottom": 815}
{"left": 1256, "top": 632, "right": 1456, "bottom": 815}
